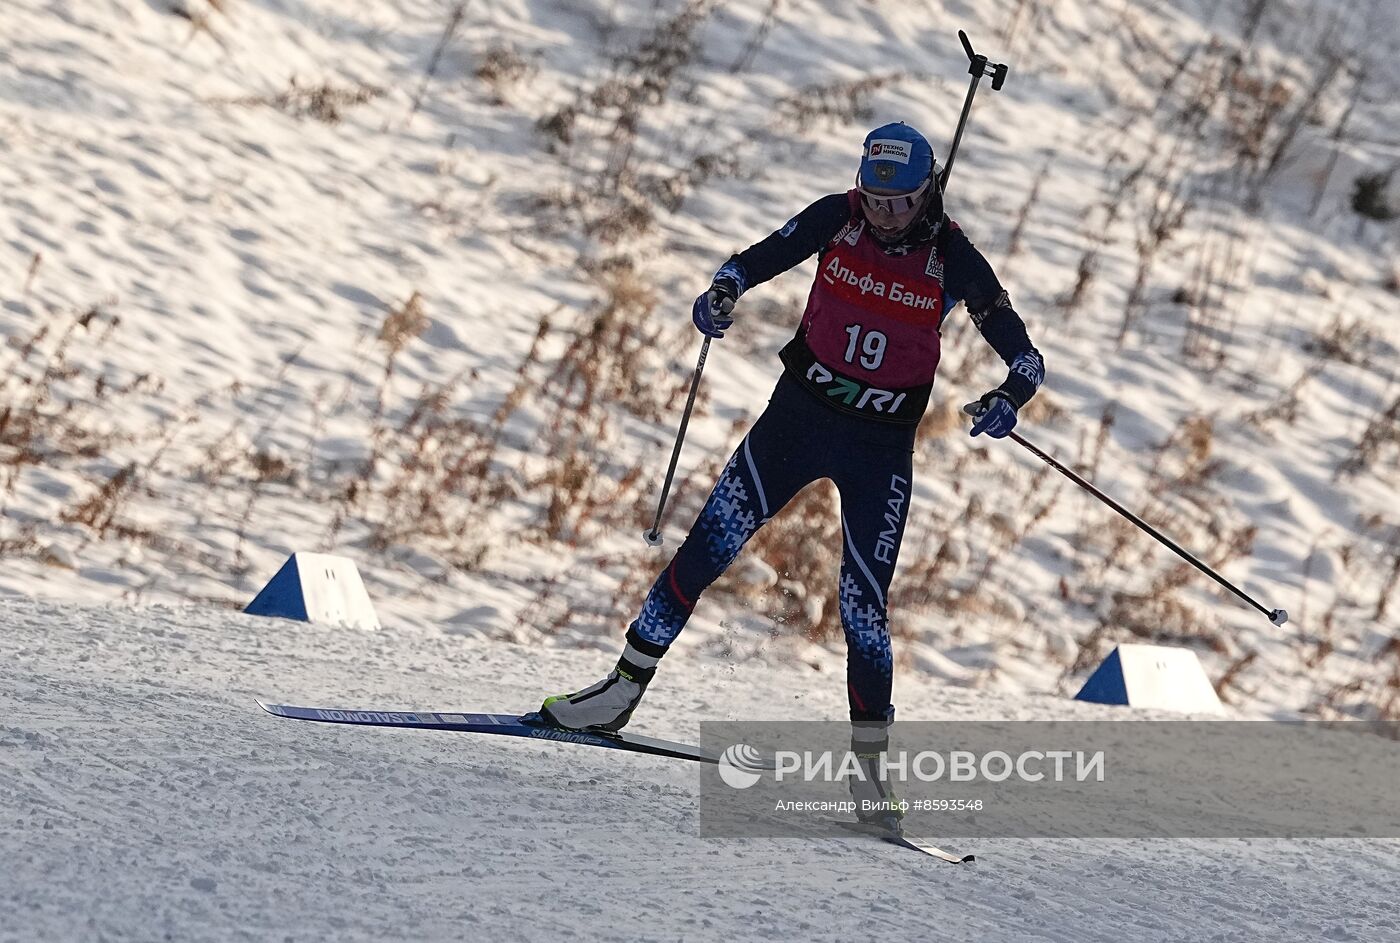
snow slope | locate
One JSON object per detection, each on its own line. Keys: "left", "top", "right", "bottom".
{"left": 2, "top": 5, "right": 1400, "bottom": 936}
{"left": 4, "top": 0, "right": 1399, "bottom": 720}
{"left": 4, "top": 597, "right": 1397, "bottom": 943}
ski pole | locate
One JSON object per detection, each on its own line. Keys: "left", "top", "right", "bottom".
{"left": 943, "top": 36, "right": 1285, "bottom": 626}
{"left": 940, "top": 30, "right": 1009, "bottom": 192}
{"left": 984, "top": 418, "right": 1288, "bottom": 626}
{"left": 643, "top": 337, "right": 711, "bottom": 546}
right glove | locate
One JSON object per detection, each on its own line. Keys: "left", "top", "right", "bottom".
{"left": 691, "top": 277, "right": 739, "bottom": 339}
{"left": 963, "top": 391, "right": 1019, "bottom": 438}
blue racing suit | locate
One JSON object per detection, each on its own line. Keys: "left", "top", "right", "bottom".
{"left": 623, "top": 194, "right": 1045, "bottom": 722}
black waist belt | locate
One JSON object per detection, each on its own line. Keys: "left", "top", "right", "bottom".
{"left": 778, "top": 334, "right": 932, "bottom": 425}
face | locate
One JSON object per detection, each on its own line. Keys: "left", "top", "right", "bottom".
{"left": 859, "top": 178, "right": 931, "bottom": 236}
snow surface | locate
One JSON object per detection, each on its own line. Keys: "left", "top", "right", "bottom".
{"left": 3, "top": 0, "right": 1400, "bottom": 937}
{"left": 4, "top": 597, "right": 1398, "bottom": 942}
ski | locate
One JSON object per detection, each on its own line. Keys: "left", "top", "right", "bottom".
{"left": 256, "top": 701, "right": 719, "bottom": 764}
{"left": 832, "top": 820, "right": 975, "bottom": 864}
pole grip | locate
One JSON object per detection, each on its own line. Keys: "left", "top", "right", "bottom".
{"left": 957, "top": 29, "right": 1009, "bottom": 88}
{"left": 941, "top": 31, "right": 1008, "bottom": 193}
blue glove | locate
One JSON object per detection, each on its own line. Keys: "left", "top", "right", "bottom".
{"left": 691, "top": 277, "right": 739, "bottom": 338}
{"left": 964, "top": 391, "right": 1018, "bottom": 438}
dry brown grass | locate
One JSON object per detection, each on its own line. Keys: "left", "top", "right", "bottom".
{"left": 232, "top": 78, "right": 385, "bottom": 125}
{"left": 775, "top": 72, "right": 921, "bottom": 130}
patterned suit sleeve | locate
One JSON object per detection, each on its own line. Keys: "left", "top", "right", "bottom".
{"left": 942, "top": 223, "right": 1046, "bottom": 409}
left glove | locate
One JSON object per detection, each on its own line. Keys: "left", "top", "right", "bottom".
{"left": 963, "top": 391, "right": 1019, "bottom": 438}
{"left": 691, "top": 276, "right": 739, "bottom": 339}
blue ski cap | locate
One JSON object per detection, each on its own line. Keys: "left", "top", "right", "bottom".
{"left": 859, "top": 122, "right": 934, "bottom": 193}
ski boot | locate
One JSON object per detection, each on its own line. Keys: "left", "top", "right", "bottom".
{"left": 849, "top": 717, "right": 905, "bottom": 833}
{"left": 539, "top": 643, "right": 658, "bottom": 732}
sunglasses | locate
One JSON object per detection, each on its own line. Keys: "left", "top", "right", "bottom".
{"left": 857, "top": 176, "right": 932, "bottom": 215}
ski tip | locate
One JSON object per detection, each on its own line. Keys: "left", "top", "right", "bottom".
{"left": 255, "top": 700, "right": 285, "bottom": 716}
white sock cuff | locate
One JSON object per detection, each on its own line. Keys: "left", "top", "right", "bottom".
{"left": 851, "top": 721, "right": 892, "bottom": 744}
{"left": 622, "top": 642, "right": 661, "bottom": 669}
